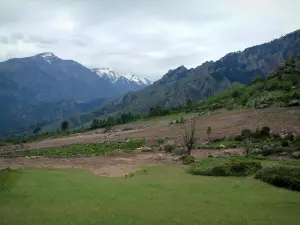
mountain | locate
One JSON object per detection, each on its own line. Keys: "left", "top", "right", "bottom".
{"left": 91, "top": 68, "right": 151, "bottom": 92}
{"left": 64, "top": 29, "right": 300, "bottom": 128}
{"left": 196, "top": 57, "right": 300, "bottom": 111}
{"left": 0, "top": 53, "right": 148, "bottom": 134}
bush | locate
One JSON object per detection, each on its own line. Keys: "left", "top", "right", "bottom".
{"left": 181, "top": 156, "right": 196, "bottom": 165}
{"left": 255, "top": 166, "right": 300, "bottom": 191}
{"left": 281, "top": 140, "right": 289, "bottom": 147}
{"left": 241, "top": 129, "right": 251, "bottom": 138}
{"left": 260, "top": 126, "right": 271, "bottom": 136}
{"left": 234, "top": 135, "right": 244, "bottom": 141}
{"left": 157, "top": 138, "right": 164, "bottom": 144}
{"left": 188, "top": 160, "right": 262, "bottom": 177}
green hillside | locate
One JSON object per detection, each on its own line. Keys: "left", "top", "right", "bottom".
{"left": 196, "top": 58, "right": 300, "bottom": 112}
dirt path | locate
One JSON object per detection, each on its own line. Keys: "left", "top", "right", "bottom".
{"left": 0, "top": 149, "right": 244, "bottom": 177}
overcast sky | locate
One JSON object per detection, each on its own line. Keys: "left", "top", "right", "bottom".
{"left": 0, "top": 0, "right": 299, "bottom": 80}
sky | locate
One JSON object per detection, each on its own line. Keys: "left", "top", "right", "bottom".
{"left": 0, "top": 0, "right": 299, "bottom": 81}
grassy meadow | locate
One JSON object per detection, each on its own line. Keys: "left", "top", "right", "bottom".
{"left": 1, "top": 166, "right": 300, "bottom": 225}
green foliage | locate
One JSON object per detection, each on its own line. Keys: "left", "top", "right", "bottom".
{"left": 260, "top": 126, "right": 271, "bottom": 136}
{"left": 1, "top": 139, "right": 145, "bottom": 158}
{"left": 206, "top": 126, "right": 212, "bottom": 139}
{"left": 61, "top": 120, "right": 69, "bottom": 131}
{"left": 188, "top": 159, "right": 262, "bottom": 177}
{"left": 33, "top": 126, "right": 41, "bottom": 135}
{"left": 148, "top": 106, "right": 169, "bottom": 117}
{"left": 241, "top": 129, "right": 251, "bottom": 139}
{"left": 157, "top": 138, "right": 164, "bottom": 144}
{"left": 90, "top": 112, "right": 139, "bottom": 130}
{"left": 196, "top": 58, "right": 300, "bottom": 113}
{"left": 181, "top": 156, "right": 196, "bottom": 165}
{"left": 255, "top": 166, "right": 300, "bottom": 191}
{"left": 180, "top": 115, "right": 184, "bottom": 123}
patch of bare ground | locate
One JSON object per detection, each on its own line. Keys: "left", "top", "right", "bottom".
{"left": 1, "top": 107, "right": 299, "bottom": 152}
{"left": 0, "top": 149, "right": 244, "bottom": 177}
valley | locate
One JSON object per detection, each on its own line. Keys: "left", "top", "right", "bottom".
{"left": 0, "top": 14, "right": 300, "bottom": 225}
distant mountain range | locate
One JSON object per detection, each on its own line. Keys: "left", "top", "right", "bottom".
{"left": 63, "top": 29, "right": 300, "bottom": 129}
{"left": 91, "top": 68, "right": 151, "bottom": 92}
{"left": 0, "top": 53, "right": 150, "bottom": 134}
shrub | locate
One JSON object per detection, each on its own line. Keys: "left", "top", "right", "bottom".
{"left": 180, "top": 115, "right": 184, "bottom": 123}
{"left": 181, "top": 156, "right": 196, "bottom": 165}
{"left": 234, "top": 135, "right": 244, "bottom": 141}
{"left": 241, "top": 129, "right": 251, "bottom": 139}
{"left": 281, "top": 140, "right": 289, "bottom": 147}
{"left": 260, "top": 126, "right": 271, "bottom": 136}
{"left": 157, "top": 138, "right": 164, "bottom": 144}
{"left": 255, "top": 166, "right": 300, "bottom": 191}
{"left": 188, "top": 160, "right": 262, "bottom": 177}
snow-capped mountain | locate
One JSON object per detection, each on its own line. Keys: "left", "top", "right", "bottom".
{"left": 91, "top": 68, "right": 151, "bottom": 91}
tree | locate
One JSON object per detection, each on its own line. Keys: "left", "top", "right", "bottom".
{"left": 61, "top": 120, "right": 69, "bottom": 132}
{"left": 33, "top": 126, "right": 41, "bottom": 135}
{"left": 180, "top": 115, "right": 184, "bottom": 123}
{"left": 182, "top": 117, "right": 197, "bottom": 155}
{"left": 206, "top": 126, "right": 212, "bottom": 141}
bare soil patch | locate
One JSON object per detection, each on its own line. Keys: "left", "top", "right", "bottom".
{"left": 2, "top": 107, "right": 299, "bottom": 152}
{"left": 0, "top": 149, "right": 244, "bottom": 177}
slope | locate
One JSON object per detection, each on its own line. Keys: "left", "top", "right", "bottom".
{"left": 62, "top": 29, "right": 300, "bottom": 129}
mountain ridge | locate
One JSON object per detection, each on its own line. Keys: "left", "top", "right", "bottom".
{"left": 0, "top": 53, "right": 150, "bottom": 133}
{"left": 60, "top": 29, "right": 300, "bottom": 129}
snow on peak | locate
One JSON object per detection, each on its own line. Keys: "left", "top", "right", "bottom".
{"left": 91, "top": 67, "right": 151, "bottom": 86}
{"left": 37, "top": 52, "right": 58, "bottom": 64}
{"left": 40, "top": 52, "right": 55, "bottom": 58}
{"left": 122, "top": 73, "right": 151, "bottom": 85}
{"left": 91, "top": 68, "right": 121, "bottom": 83}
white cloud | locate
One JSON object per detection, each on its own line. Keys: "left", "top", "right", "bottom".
{"left": 0, "top": 0, "right": 299, "bottom": 80}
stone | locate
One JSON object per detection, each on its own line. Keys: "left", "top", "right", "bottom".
{"left": 171, "top": 147, "right": 188, "bottom": 156}
{"left": 136, "top": 146, "right": 153, "bottom": 152}
{"left": 288, "top": 100, "right": 300, "bottom": 107}
{"left": 291, "top": 151, "right": 300, "bottom": 159}
{"left": 156, "top": 154, "right": 165, "bottom": 160}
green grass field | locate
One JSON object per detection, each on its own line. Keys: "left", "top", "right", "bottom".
{"left": 1, "top": 166, "right": 300, "bottom": 225}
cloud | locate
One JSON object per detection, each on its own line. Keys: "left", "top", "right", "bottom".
{"left": 0, "top": 0, "right": 299, "bottom": 80}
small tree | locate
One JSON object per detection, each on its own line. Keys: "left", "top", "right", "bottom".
{"left": 33, "top": 126, "right": 41, "bottom": 135}
{"left": 244, "top": 138, "right": 252, "bottom": 158}
{"left": 180, "top": 115, "right": 184, "bottom": 123}
{"left": 206, "top": 126, "right": 212, "bottom": 141}
{"left": 182, "top": 117, "right": 197, "bottom": 155}
{"left": 61, "top": 120, "right": 69, "bottom": 132}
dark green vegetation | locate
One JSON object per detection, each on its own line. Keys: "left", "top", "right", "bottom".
{"left": 188, "top": 159, "right": 262, "bottom": 177}
{"left": 90, "top": 112, "right": 140, "bottom": 130}
{"left": 255, "top": 166, "right": 300, "bottom": 191}
{"left": 60, "top": 30, "right": 300, "bottom": 130}
{"left": 201, "top": 126, "right": 300, "bottom": 157}
{"left": 0, "top": 139, "right": 145, "bottom": 158}
{"left": 1, "top": 166, "right": 300, "bottom": 225}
